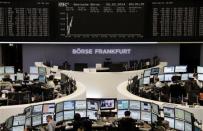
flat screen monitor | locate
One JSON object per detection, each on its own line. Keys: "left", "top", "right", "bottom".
{"left": 16, "top": 73, "right": 24, "bottom": 81}
{"left": 117, "top": 110, "right": 127, "bottom": 119}
{"left": 130, "top": 110, "right": 140, "bottom": 120}
{"left": 0, "top": 67, "right": 4, "bottom": 74}
{"left": 64, "top": 101, "right": 75, "bottom": 110}
{"left": 143, "top": 77, "right": 150, "bottom": 85}
{"left": 185, "top": 122, "right": 192, "bottom": 131}
{"left": 151, "top": 68, "right": 159, "bottom": 75}
{"left": 87, "top": 110, "right": 97, "bottom": 120}
{"left": 25, "top": 117, "right": 31, "bottom": 127}
{"left": 87, "top": 100, "right": 99, "bottom": 110}
{"left": 55, "top": 112, "right": 64, "bottom": 123}
{"left": 38, "top": 67, "right": 46, "bottom": 75}
{"left": 139, "top": 78, "right": 143, "bottom": 86}
{"left": 0, "top": 75, "right": 3, "bottom": 81}
{"left": 152, "top": 103, "right": 159, "bottom": 115}
{"left": 164, "top": 74, "right": 174, "bottom": 81}
{"left": 30, "top": 66, "right": 38, "bottom": 74}
{"left": 181, "top": 74, "right": 189, "bottom": 81}
{"left": 43, "top": 103, "right": 55, "bottom": 113}
{"left": 56, "top": 102, "right": 64, "bottom": 113}
{"left": 100, "top": 99, "right": 115, "bottom": 110}
{"left": 164, "top": 117, "right": 175, "bottom": 128}
{"left": 185, "top": 111, "right": 192, "bottom": 123}
{"left": 12, "top": 126, "right": 24, "bottom": 131}
{"left": 24, "top": 106, "right": 32, "bottom": 117}
{"left": 198, "top": 74, "right": 203, "bottom": 81}
{"left": 175, "top": 119, "right": 184, "bottom": 131}
{"left": 75, "top": 110, "right": 87, "bottom": 117}
{"left": 164, "top": 66, "right": 175, "bottom": 73}
{"left": 163, "top": 107, "right": 175, "bottom": 118}
{"left": 32, "top": 105, "right": 43, "bottom": 115}
{"left": 158, "top": 74, "right": 164, "bottom": 82}
{"left": 29, "top": 74, "right": 39, "bottom": 81}
{"left": 75, "top": 101, "right": 86, "bottom": 110}
{"left": 175, "top": 66, "right": 187, "bottom": 73}
{"left": 129, "top": 100, "right": 140, "bottom": 110}
{"left": 43, "top": 113, "right": 54, "bottom": 124}
{"left": 175, "top": 108, "right": 184, "bottom": 120}
{"left": 144, "top": 70, "right": 151, "bottom": 77}
{"left": 10, "top": 74, "right": 15, "bottom": 81}
{"left": 38, "top": 75, "right": 46, "bottom": 83}
{"left": 32, "top": 115, "right": 42, "bottom": 127}
{"left": 152, "top": 114, "right": 158, "bottom": 123}
{"left": 197, "top": 66, "right": 203, "bottom": 74}
{"left": 6, "top": 116, "right": 13, "bottom": 129}
{"left": 117, "top": 100, "right": 129, "bottom": 110}
{"left": 5, "top": 66, "right": 15, "bottom": 74}
{"left": 141, "top": 102, "right": 151, "bottom": 111}
{"left": 141, "top": 111, "right": 151, "bottom": 122}
{"left": 13, "top": 115, "right": 25, "bottom": 126}
{"left": 64, "top": 110, "right": 74, "bottom": 120}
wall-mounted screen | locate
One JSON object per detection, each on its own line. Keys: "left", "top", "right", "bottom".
{"left": 0, "top": 67, "right": 5, "bottom": 74}
{"left": 151, "top": 68, "right": 159, "bottom": 75}
{"left": 38, "top": 75, "right": 46, "bottom": 83}
{"left": 197, "top": 66, "right": 203, "bottom": 74}
{"left": 164, "top": 74, "right": 174, "bottom": 81}
{"left": 158, "top": 74, "right": 164, "bottom": 82}
{"left": 185, "top": 111, "right": 192, "bottom": 123}
{"left": 117, "top": 100, "right": 129, "bottom": 110}
{"left": 130, "top": 110, "right": 140, "bottom": 120}
{"left": 12, "top": 126, "right": 24, "bottom": 131}
{"left": 198, "top": 74, "right": 203, "bottom": 81}
{"left": 13, "top": 115, "right": 25, "bottom": 126}
{"left": 75, "top": 110, "right": 87, "bottom": 118}
{"left": 29, "top": 74, "right": 39, "bottom": 81}
{"left": 100, "top": 99, "right": 115, "bottom": 110}
{"left": 43, "top": 114, "right": 54, "bottom": 124}
{"left": 16, "top": 73, "right": 24, "bottom": 81}
{"left": 175, "top": 108, "right": 184, "bottom": 120}
{"left": 185, "top": 122, "right": 192, "bottom": 131}
{"left": 55, "top": 112, "right": 64, "bottom": 123}
{"left": 144, "top": 70, "right": 151, "bottom": 77}
{"left": 32, "top": 105, "right": 43, "bottom": 114}
{"left": 43, "top": 103, "right": 55, "bottom": 113}
{"left": 64, "top": 101, "right": 75, "bottom": 110}
{"left": 25, "top": 117, "right": 31, "bottom": 127}
{"left": 117, "top": 110, "right": 127, "bottom": 119}
{"left": 56, "top": 102, "right": 64, "bottom": 113}
{"left": 143, "top": 77, "right": 150, "bottom": 85}
{"left": 141, "top": 111, "right": 151, "bottom": 122}
{"left": 38, "top": 67, "right": 46, "bottom": 75}
{"left": 151, "top": 103, "right": 159, "bottom": 115}
{"left": 87, "top": 100, "right": 99, "bottom": 110}
{"left": 181, "top": 74, "right": 189, "bottom": 81}
{"left": 32, "top": 115, "right": 42, "bottom": 127}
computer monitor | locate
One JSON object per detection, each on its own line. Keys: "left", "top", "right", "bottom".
{"left": 56, "top": 102, "right": 64, "bottom": 113}
{"left": 185, "top": 111, "right": 192, "bottom": 123}
{"left": 164, "top": 117, "right": 175, "bottom": 128}
{"left": 25, "top": 117, "right": 31, "bottom": 127}
{"left": 163, "top": 66, "right": 175, "bottom": 73}
{"left": 175, "top": 108, "right": 184, "bottom": 120}
{"left": 130, "top": 110, "right": 140, "bottom": 120}
{"left": 16, "top": 73, "right": 24, "bottom": 81}
{"left": 64, "top": 110, "right": 74, "bottom": 120}
{"left": 163, "top": 107, "right": 175, "bottom": 118}
{"left": 30, "top": 66, "right": 38, "bottom": 74}
{"left": 38, "top": 75, "right": 46, "bottom": 83}
{"left": 164, "top": 74, "right": 174, "bottom": 81}
{"left": 43, "top": 113, "right": 54, "bottom": 124}
{"left": 141, "top": 102, "right": 151, "bottom": 111}
{"left": 0, "top": 75, "right": 3, "bottom": 81}
{"left": 13, "top": 115, "right": 25, "bottom": 126}
{"left": 197, "top": 66, "right": 203, "bottom": 74}
{"left": 141, "top": 111, "right": 151, "bottom": 122}
{"left": 151, "top": 103, "right": 159, "bottom": 115}
{"left": 43, "top": 103, "right": 55, "bottom": 113}
{"left": 75, "top": 101, "right": 86, "bottom": 110}
{"left": 75, "top": 110, "right": 87, "bottom": 117}
{"left": 129, "top": 100, "right": 140, "bottom": 110}
{"left": 10, "top": 74, "right": 15, "bottom": 81}
{"left": 175, "top": 66, "right": 187, "bottom": 73}
{"left": 139, "top": 78, "right": 144, "bottom": 86}
{"left": 181, "top": 74, "right": 189, "bottom": 81}
{"left": 117, "top": 100, "right": 129, "bottom": 110}
{"left": 143, "top": 77, "right": 150, "bottom": 85}
{"left": 11, "top": 126, "right": 24, "bottom": 131}
{"left": 64, "top": 101, "right": 75, "bottom": 110}
{"left": 24, "top": 106, "right": 32, "bottom": 117}
{"left": 152, "top": 114, "right": 158, "bottom": 123}
{"left": 5, "top": 66, "right": 15, "bottom": 74}
{"left": 6, "top": 116, "right": 13, "bottom": 129}
{"left": 151, "top": 68, "right": 159, "bottom": 75}
{"left": 185, "top": 122, "right": 192, "bottom": 131}
{"left": 29, "top": 74, "right": 39, "bottom": 81}
{"left": 87, "top": 100, "right": 99, "bottom": 110}
{"left": 198, "top": 74, "right": 203, "bottom": 81}
{"left": 55, "top": 112, "right": 63, "bottom": 123}
{"left": 38, "top": 67, "right": 46, "bottom": 75}
{"left": 0, "top": 67, "right": 5, "bottom": 74}
{"left": 144, "top": 70, "right": 151, "bottom": 77}
{"left": 87, "top": 110, "right": 97, "bottom": 120}
{"left": 158, "top": 74, "right": 164, "bottom": 82}
{"left": 32, "top": 115, "right": 42, "bottom": 127}
{"left": 117, "top": 110, "right": 127, "bottom": 119}
{"left": 175, "top": 119, "right": 184, "bottom": 131}
{"left": 100, "top": 99, "right": 115, "bottom": 110}
{"left": 32, "top": 105, "right": 43, "bottom": 115}
{"left": 189, "top": 73, "right": 194, "bottom": 78}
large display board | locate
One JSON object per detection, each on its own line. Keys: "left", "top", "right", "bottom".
{"left": 0, "top": 0, "right": 203, "bottom": 42}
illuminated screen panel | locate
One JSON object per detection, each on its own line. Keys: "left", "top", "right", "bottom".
{"left": 117, "top": 100, "right": 129, "bottom": 110}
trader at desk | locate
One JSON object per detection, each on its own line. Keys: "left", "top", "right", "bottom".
{"left": 1, "top": 74, "right": 14, "bottom": 93}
